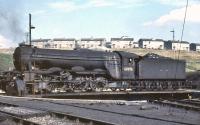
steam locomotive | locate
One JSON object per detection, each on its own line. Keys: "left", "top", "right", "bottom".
{"left": 2, "top": 45, "right": 190, "bottom": 95}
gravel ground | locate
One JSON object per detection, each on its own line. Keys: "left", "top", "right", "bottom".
{"left": 0, "top": 96, "right": 200, "bottom": 125}
{"left": 0, "top": 112, "right": 19, "bottom": 125}
{"left": 0, "top": 106, "right": 46, "bottom": 117}
{"left": 0, "top": 113, "right": 7, "bottom": 121}
{"left": 26, "top": 115, "right": 85, "bottom": 125}
{"left": 0, "top": 106, "right": 83, "bottom": 125}
{"left": 0, "top": 119, "right": 21, "bottom": 125}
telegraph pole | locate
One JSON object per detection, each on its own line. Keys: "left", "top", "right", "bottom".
{"left": 25, "top": 32, "right": 29, "bottom": 44}
{"left": 29, "top": 14, "right": 35, "bottom": 46}
{"left": 170, "top": 29, "right": 175, "bottom": 42}
{"left": 29, "top": 14, "right": 31, "bottom": 45}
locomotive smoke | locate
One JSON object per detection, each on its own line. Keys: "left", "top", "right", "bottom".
{"left": 0, "top": 2, "right": 24, "bottom": 47}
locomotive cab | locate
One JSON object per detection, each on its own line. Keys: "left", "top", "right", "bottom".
{"left": 114, "top": 51, "right": 139, "bottom": 80}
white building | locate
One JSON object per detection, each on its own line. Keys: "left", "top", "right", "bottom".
{"left": 77, "top": 38, "right": 106, "bottom": 48}
{"left": 132, "top": 42, "right": 139, "bottom": 48}
{"left": 50, "top": 38, "right": 76, "bottom": 50}
{"left": 138, "top": 39, "right": 164, "bottom": 49}
{"left": 165, "top": 40, "right": 190, "bottom": 51}
{"left": 110, "top": 38, "right": 137, "bottom": 49}
{"left": 32, "top": 39, "right": 50, "bottom": 48}
{"left": 172, "top": 42, "right": 189, "bottom": 51}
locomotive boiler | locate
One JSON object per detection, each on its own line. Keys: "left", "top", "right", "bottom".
{"left": 10, "top": 45, "right": 190, "bottom": 94}
{"left": 13, "top": 45, "right": 137, "bottom": 80}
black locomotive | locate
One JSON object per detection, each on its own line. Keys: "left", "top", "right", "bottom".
{"left": 3, "top": 45, "right": 190, "bottom": 95}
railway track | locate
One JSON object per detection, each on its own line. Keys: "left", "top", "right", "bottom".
{"left": 0, "top": 102, "right": 41, "bottom": 125}
{"left": 0, "top": 112, "right": 40, "bottom": 125}
{"left": 0, "top": 95, "right": 200, "bottom": 125}
{"left": 177, "top": 99, "right": 200, "bottom": 107}
{"left": 0, "top": 101, "right": 115, "bottom": 125}
{"left": 30, "top": 99, "right": 199, "bottom": 125}
{"left": 150, "top": 99, "right": 200, "bottom": 112}
{"left": 41, "top": 90, "right": 192, "bottom": 100}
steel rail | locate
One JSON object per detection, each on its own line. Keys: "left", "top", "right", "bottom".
{"left": 150, "top": 100, "right": 200, "bottom": 111}
{"left": 0, "top": 97, "right": 199, "bottom": 125}
{"left": 0, "top": 111, "right": 40, "bottom": 125}
{"left": 0, "top": 101, "right": 115, "bottom": 125}
{"left": 39, "top": 100, "right": 198, "bottom": 125}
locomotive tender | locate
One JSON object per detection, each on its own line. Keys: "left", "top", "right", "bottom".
{"left": 8, "top": 45, "right": 189, "bottom": 94}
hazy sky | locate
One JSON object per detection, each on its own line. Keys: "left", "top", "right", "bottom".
{"left": 0, "top": 0, "right": 200, "bottom": 47}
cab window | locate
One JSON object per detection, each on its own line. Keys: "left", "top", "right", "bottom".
{"left": 128, "top": 58, "right": 133, "bottom": 64}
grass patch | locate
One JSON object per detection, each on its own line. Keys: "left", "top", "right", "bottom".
{"left": 0, "top": 53, "right": 13, "bottom": 71}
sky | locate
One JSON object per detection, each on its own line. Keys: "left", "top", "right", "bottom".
{"left": 0, "top": 0, "right": 200, "bottom": 48}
